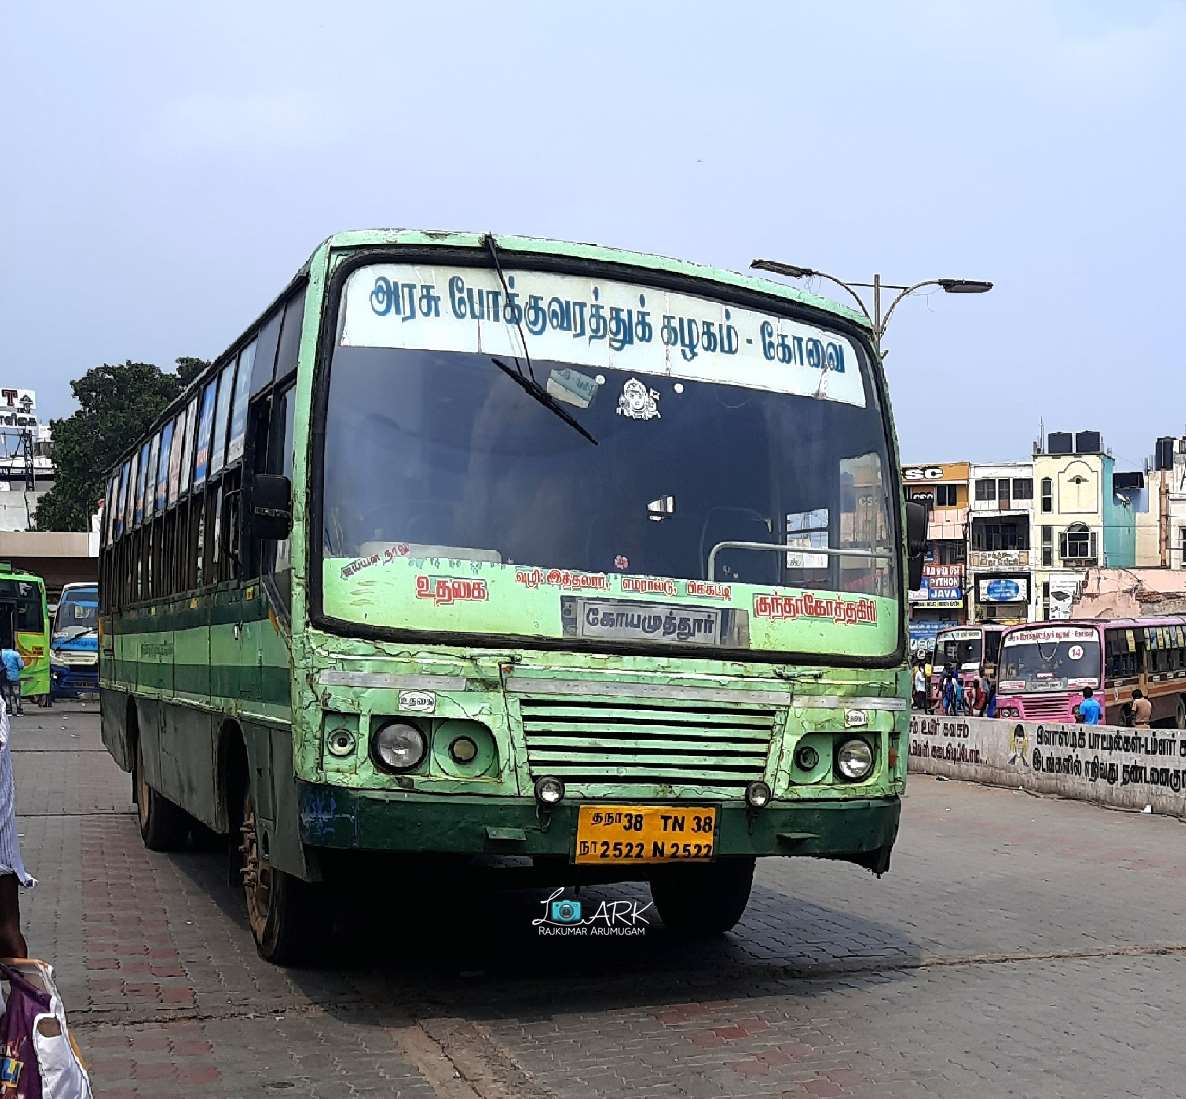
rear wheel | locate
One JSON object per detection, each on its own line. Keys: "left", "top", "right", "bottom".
{"left": 238, "top": 785, "right": 320, "bottom": 965}
{"left": 650, "top": 857, "right": 755, "bottom": 935}
{"left": 134, "top": 736, "right": 188, "bottom": 851}
{"left": 1176, "top": 698, "right": 1186, "bottom": 730}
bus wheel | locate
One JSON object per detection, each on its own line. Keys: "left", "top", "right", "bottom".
{"left": 1176, "top": 699, "right": 1186, "bottom": 730}
{"left": 649, "top": 857, "right": 755, "bottom": 935}
{"left": 134, "top": 738, "right": 188, "bottom": 851}
{"left": 238, "top": 787, "right": 318, "bottom": 965}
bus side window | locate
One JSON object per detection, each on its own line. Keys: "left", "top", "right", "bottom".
{"left": 264, "top": 385, "right": 296, "bottom": 612}
{"left": 1105, "top": 632, "right": 1122, "bottom": 679}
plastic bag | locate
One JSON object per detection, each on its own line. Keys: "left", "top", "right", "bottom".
{"left": 0, "top": 961, "right": 92, "bottom": 1099}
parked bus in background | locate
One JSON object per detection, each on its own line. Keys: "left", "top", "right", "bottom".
{"left": 930, "top": 624, "right": 1004, "bottom": 706}
{"left": 98, "top": 229, "right": 925, "bottom": 962}
{"left": 51, "top": 582, "right": 99, "bottom": 700}
{"left": 995, "top": 617, "right": 1186, "bottom": 726}
{"left": 0, "top": 565, "right": 49, "bottom": 707}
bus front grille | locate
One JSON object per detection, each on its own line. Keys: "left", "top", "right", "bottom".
{"left": 1021, "top": 695, "right": 1073, "bottom": 719}
{"left": 518, "top": 697, "right": 775, "bottom": 793}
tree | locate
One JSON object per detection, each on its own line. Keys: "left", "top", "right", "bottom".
{"left": 34, "top": 360, "right": 198, "bottom": 532}
{"left": 174, "top": 356, "right": 209, "bottom": 387}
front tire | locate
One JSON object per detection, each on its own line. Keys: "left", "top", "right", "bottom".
{"left": 134, "top": 737, "right": 188, "bottom": 851}
{"left": 650, "top": 857, "right": 755, "bottom": 935}
{"left": 238, "top": 786, "right": 320, "bottom": 965}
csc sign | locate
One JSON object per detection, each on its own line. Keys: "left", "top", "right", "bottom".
{"left": 903, "top": 462, "right": 970, "bottom": 483}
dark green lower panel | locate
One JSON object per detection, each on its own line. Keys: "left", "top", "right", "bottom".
{"left": 297, "top": 784, "right": 901, "bottom": 866}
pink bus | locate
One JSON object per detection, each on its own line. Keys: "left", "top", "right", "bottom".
{"left": 930, "top": 624, "right": 1005, "bottom": 707}
{"left": 994, "top": 617, "right": 1186, "bottom": 726}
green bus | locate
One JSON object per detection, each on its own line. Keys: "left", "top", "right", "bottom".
{"left": 99, "top": 230, "right": 924, "bottom": 962}
{"left": 0, "top": 564, "right": 49, "bottom": 705}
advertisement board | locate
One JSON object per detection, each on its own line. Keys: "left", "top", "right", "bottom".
{"left": 978, "top": 577, "right": 1029, "bottom": 603}
{"left": 909, "top": 563, "right": 963, "bottom": 607}
{"left": 902, "top": 462, "right": 970, "bottom": 483}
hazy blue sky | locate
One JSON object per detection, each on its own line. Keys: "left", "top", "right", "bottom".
{"left": 3, "top": 2, "right": 1183, "bottom": 470}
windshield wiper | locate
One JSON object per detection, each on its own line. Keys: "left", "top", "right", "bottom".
{"left": 483, "top": 233, "right": 597, "bottom": 447}
{"left": 490, "top": 358, "right": 598, "bottom": 447}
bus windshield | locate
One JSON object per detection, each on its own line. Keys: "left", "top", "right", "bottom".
{"left": 320, "top": 264, "right": 900, "bottom": 660}
{"left": 54, "top": 587, "right": 98, "bottom": 640}
{"left": 936, "top": 631, "right": 982, "bottom": 668}
{"left": 999, "top": 627, "right": 1101, "bottom": 691}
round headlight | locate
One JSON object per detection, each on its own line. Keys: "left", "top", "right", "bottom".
{"left": 449, "top": 735, "right": 478, "bottom": 763}
{"left": 794, "top": 745, "right": 820, "bottom": 771}
{"left": 372, "top": 722, "right": 427, "bottom": 771}
{"left": 837, "top": 738, "right": 874, "bottom": 781}
{"left": 745, "top": 780, "right": 772, "bottom": 808}
{"left": 326, "top": 728, "right": 357, "bottom": 758}
{"left": 534, "top": 776, "right": 565, "bottom": 805}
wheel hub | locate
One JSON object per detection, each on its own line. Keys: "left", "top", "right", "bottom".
{"left": 240, "top": 798, "right": 273, "bottom": 938}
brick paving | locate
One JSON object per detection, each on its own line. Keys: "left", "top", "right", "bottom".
{"left": 10, "top": 705, "right": 1186, "bottom": 1096}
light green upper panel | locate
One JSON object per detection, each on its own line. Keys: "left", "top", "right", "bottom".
{"left": 317, "top": 229, "right": 871, "bottom": 330}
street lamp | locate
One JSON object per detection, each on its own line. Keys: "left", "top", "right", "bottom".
{"left": 750, "top": 259, "right": 992, "bottom": 360}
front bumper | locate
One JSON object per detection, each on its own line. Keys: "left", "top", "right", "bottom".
{"left": 51, "top": 663, "right": 99, "bottom": 699}
{"left": 297, "top": 782, "right": 901, "bottom": 866}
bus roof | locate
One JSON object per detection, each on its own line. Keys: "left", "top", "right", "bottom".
{"left": 108, "top": 230, "right": 873, "bottom": 476}
{"left": 0, "top": 563, "right": 44, "bottom": 587}
{"left": 1002, "top": 616, "right": 1186, "bottom": 638}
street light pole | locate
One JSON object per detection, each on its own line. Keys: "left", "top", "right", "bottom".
{"left": 873, "top": 272, "right": 882, "bottom": 359}
{"left": 750, "top": 259, "right": 992, "bottom": 361}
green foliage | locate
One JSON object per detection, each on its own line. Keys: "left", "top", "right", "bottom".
{"left": 174, "top": 356, "right": 209, "bottom": 386}
{"left": 34, "top": 358, "right": 202, "bottom": 532}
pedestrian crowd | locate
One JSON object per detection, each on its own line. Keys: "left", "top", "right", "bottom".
{"left": 912, "top": 657, "right": 995, "bottom": 717}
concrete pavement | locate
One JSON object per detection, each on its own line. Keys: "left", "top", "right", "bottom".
{"left": 13, "top": 705, "right": 1186, "bottom": 1097}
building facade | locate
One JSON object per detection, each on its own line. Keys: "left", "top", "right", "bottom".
{"left": 967, "top": 461, "right": 1034, "bottom": 624}
{"left": 904, "top": 462, "right": 969, "bottom": 655}
{"left": 1031, "top": 431, "right": 1135, "bottom": 619}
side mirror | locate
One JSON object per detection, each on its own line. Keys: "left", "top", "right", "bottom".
{"left": 905, "top": 498, "right": 928, "bottom": 591}
{"left": 251, "top": 473, "right": 292, "bottom": 541}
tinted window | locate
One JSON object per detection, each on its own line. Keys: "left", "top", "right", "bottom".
{"left": 251, "top": 311, "right": 283, "bottom": 395}
{"left": 227, "top": 342, "right": 256, "bottom": 464}
{"left": 167, "top": 413, "right": 185, "bottom": 505}
{"left": 210, "top": 363, "right": 235, "bottom": 478}
{"left": 134, "top": 441, "right": 150, "bottom": 526}
{"left": 115, "top": 461, "right": 130, "bottom": 538}
{"left": 103, "top": 476, "right": 116, "bottom": 545}
{"left": 180, "top": 396, "right": 198, "bottom": 491}
{"left": 193, "top": 381, "right": 217, "bottom": 487}
{"left": 274, "top": 287, "right": 306, "bottom": 386}
{"left": 126, "top": 451, "right": 141, "bottom": 530}
{"left": 155, "top": 421, "right": 174, "bottom": 514}
{"left": 146, "top": 433, "right": 161, "bottom": 518}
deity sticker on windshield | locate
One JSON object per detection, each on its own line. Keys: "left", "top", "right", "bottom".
{"left": 617, "top": 378, "right": 660, "bottom": 420}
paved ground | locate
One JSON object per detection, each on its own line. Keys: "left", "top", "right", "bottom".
{"left": 12, "top": 706, "right": 1186, "bottom": 1097}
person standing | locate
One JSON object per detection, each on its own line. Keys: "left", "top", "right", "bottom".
{"left": 973, "top": 677, "right": 988, "bottom": 717}
{"left": 0, "top": 704, "right": 32, "bottom": 956}
{"left": 913, "top": 663, "right": 927, "bottom": 711}
{"left": 1131, "top": 688, "right": 1152, "bottom": 729}
{"left": 0, "top": 647, "right": 22, "bottom": 717}
{"left": 1078, "top": 686, "right": 1103, "bottom": 725}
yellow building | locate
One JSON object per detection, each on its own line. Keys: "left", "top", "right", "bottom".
{"left": 903, "top": 461, "right": 969, "bottom": 655}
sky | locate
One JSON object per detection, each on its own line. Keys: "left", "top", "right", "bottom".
{"left": 2, "top": 1, "right": 1184, "bottom": 472}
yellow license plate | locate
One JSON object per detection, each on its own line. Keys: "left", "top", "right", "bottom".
{"left": 574, "top": 805, "right": 717, "bottom": 864}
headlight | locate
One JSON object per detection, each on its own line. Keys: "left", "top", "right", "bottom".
{"left": 836, "top": 738, "right": 874, "bottom": 781}
{"left": 534, "top": 776, "right": 565, "bottom": 805}
{"left": 745, "top": 780, "right": 772, "bottom": 808}
{"left": 371, "top": 722, "right": 427, "bottom": 772}
{"left": 794, "top": 745, "right": 820, "bottom": 771}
